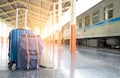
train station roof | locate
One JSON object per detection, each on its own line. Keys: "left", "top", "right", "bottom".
{"left": 0, "top": 0, "right": 70, "bottom": 32}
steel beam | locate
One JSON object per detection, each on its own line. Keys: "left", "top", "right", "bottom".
{"left": 27, "top": 18, "right": 46, "bottom": 25}
{"left": 28, "top": 10, "right": 48, "bottom": 20}
{"left": 51, "top": 5, "right": 70, "bottom": 13}
{"left": 10, "top": 17, "right": 23, "bottom": 23}
{"left": 0, "top": 9, "right": 16, "bottom": 16}
{"left": 18, "top": 21, "right": 45, "bottom": 30}
{"left": 0, "top": 1, "right": 16, "bottom": 8}
{"left": 27, "top": 14, "right": 47, "bottom": 22}
{"left": 4, "top": 14, "right": 23, "bottom": 20}
{"left": 4, "top": 11, "right": 48, "bottom": 21}
{"left": 11, "top": 18, "right": 45, "bottom": 26}
{"left": 0, "top": 17, "right": 15, "bottom": 27}
{"left": 0, "top": 0, "right": 50, "bottom": 13}
{"left": 42, "top": 0, "right": 53, "bottom": 4}
{"left": 17, "top": 0, "right": 50, "bottom": 13}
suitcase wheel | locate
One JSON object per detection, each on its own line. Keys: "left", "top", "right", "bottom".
{"left": 8, "top": 62, "right": 13, "bottom": 69}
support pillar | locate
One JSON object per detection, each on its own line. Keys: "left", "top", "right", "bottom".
{"left": 52, "top": 2, "right": 55, "bottom": 60}
{"left": 24, "top": 9, "right": 27, "bottom": 28}
{"left": 57, "top": 0, "right": 62, "bottom": 69}
{"left": 16, "top": 8, "right": 19, "bottom": 28}
{"left": 58, "top": 0, "right": 62, "bottom": 49}
{"left": 53, "top": 2, "right": 56, "bottom": 51}
{"left": 70, "top": 0, "right": 76, "bottom": 53}
{"left": 70, "top": 0, "right": 76, "bottom": 78}
{"left": 58, "top": 30, "right": 62, "bottom": 47}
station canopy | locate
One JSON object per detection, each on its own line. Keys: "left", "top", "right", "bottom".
{"left": 0, "top": 0, "right": 70, "bottom": 33}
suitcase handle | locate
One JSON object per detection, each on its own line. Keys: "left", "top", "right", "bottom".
{"left": 34, "top": 35, "right": 40, "bottom": 69}
{"left": 25, "top": 34, "right": 30, "bottom": 69}
{"left": 25, "top": 34, "right": 40, "bottom": 69}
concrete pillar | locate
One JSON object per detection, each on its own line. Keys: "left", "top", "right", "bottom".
{"left": 58, "top": 0, "right": 62, "bottom": 49}
{"left": 49, "top": 12, "right": 52, "bottom": 51}
{"left": 52, "top": 2, "right": 56, "bottom": 61}
{"left": 53, "top": 2, "right": 56, "bottom": 47}
{"left": 70, "top": 0, "right": 76, "bottom": 78}
{"left": 57, "top": 0, "right": 62, "bottom": 69}
{"left": 70, "top": 0, "right": 76, "bottom": 53}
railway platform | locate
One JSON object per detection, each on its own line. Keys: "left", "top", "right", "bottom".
{"left": 0, "top": 43, "right": 120, "bottom": 78}
{"left": 0, "top": 0, "right": 120, "bottom": 78}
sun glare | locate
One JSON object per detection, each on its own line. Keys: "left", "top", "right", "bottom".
{"left": 42, "top": 0, "right": 102, "bottom": 39}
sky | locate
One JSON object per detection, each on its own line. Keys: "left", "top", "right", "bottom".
{"left": 76, "top": 0, "right": 102, "bottom": 16}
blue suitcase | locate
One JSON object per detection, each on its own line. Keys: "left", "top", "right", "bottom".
{"left": 17, "top": 35, "right": 43, "bottom": 69}
{"left": 8, "top": 29, "right": 33, "bottom": 68}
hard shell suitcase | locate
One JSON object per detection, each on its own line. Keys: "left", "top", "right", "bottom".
{"left": 8, "top": 29, "right": 33, "bottom": 68}
{"left": 17, "top": 35, "right": 43, "bottom": 69}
